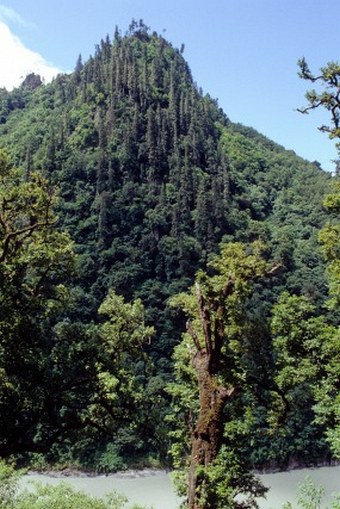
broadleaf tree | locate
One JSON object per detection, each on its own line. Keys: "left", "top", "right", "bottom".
{"left": 297, "top": 58, "right": 340, "bottom": 146}
{"left": 0, "top": 149, "right": 77, "bottom": 456}
{"left": 268, "top": 60, "right": 340, "bottom": 464}
{"left": 168, "top": 242, "right": 278, "bottom": 509}
{"left": 78, "top": 290, "right": 157, "bottom": 468}
{"left": 296, "top": 58, "right": 340, "bottom": 458}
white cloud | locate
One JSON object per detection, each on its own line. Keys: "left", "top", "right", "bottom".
{"left": 0, "top": 21, "right": 63, "bottom": 90}
{"left": 0, "top": 4, "right": 32, "bottom": 27}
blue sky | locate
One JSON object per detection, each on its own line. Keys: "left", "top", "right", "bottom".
{"left": 0, "top": 0, "right": 339, "bottom": 172}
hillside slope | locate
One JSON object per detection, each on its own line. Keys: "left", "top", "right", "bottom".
{"left": 0, "top": 21, "right": 334, "bottom": 468}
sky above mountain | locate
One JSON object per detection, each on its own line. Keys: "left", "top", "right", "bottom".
{"left": 0, "top": 0, "right": 339, "bottom": 172}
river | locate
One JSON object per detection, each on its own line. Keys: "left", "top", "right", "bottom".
{"left": 23, "top": 465, "right": 340, "bottom": 508}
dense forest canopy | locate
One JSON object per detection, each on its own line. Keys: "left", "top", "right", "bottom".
{"left": 0, "top": 20, "right": 339, "bottom": 509}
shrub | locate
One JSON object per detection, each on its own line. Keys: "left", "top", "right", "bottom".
{"left": 0, "top": 459, "right": 151, "bottom": 509}
{"left": 283, "top": 476, "right": 340, "bottom": 509}
{"left": 0, "top": 460, "right": 22, "bottom": 509}
{"left": 15, "top": 482, "right": 127, "bottom": 509}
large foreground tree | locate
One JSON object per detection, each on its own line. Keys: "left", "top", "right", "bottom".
{"left": 0, "top": 149, "right": 77, "bottom": 455}
{"left": 168, "top": 242, "right": 276, "bottom": 509}
{"left": 0, "top": 150, "right": 156, "bottom": 461}
{"left": 296, "top": 58, "right": 340, "bottom": 457}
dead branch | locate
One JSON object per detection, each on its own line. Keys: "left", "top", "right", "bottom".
{"left": 195, "top": 282, "right": 212, "bottom": 355}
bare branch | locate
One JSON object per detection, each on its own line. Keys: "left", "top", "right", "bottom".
{"left": 0, "top": 216, "right": 56, "bottom": 263}
{"left": 186, "top": 319, "right": 202, "bottom": 352}
{"left": 265, "top": 263, "right": 283, "bottom": 277}
{"left": 195, "top": 282, "right": 212, "bottom": 355}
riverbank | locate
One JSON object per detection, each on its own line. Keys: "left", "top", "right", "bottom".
{"left": 26, "top": 457, "right": 339, "bottom": 479}
{"left": 26, "top": 467, "right": 169, "bottom": 479}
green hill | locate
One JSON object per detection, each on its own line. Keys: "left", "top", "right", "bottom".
{"left": 0, "top": 21, "right": 335, "bottom": 469}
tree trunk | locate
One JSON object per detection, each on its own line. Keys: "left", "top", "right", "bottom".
{"left": 188, "top": 349, "right": 233, "bottom": 509}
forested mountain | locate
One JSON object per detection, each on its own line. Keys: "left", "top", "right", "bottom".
{"left": 0, "top": 21, "right": 337, "bottom": 476}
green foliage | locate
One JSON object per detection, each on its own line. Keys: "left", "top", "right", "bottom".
{"left": 15, "top": 483, "right": 127, "bottom": 509}
{"left": 95, "top": 443, "right": 127, "bottom": 473}
{"left": 283, "top": 476, "right": 340, "bottom": 509}
{"left": 0, "top": 459, "right": 137, "bottom": 509}
{"left": 319, "top": 180, "right": 340, "bottom": 310}
{"left": 0, "top": 460, "right": 22, "bottom": 509}
{"left": 0, "top": 151, "right": 78, "bottom": 457}
{"left": 316, "top": 182, "right": 340, "bottom": 457}
{"left": 293, "top": 59, "right": 340, "bottom": 462}
{"left": 297, "top": 58, "right": 340, "bottom": 148}
{"left": 168, "top": 242, "right": 270, "bottom": 507}
{"left": 272, "top": 292, "right": 340, "bottom": 459}
{"left": 0, "top": 459, "right": 155, "bottom": 509}
{"left": 193, "top": 446, "right": 267, "bottom": 509}
{"left": 74, "top": 290, "right": 159, "bottom": 470}
{"left": 0, "top": 25, "right": 337, "bottom": 472}
{"left": 0, "top": 29, "right": 331, "bottom": 352}
{"left": 98, "top": 291, "right": 155, "bottom": 351}
{"left": 0, "top": 148, "right": 159, "bottom": 465}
